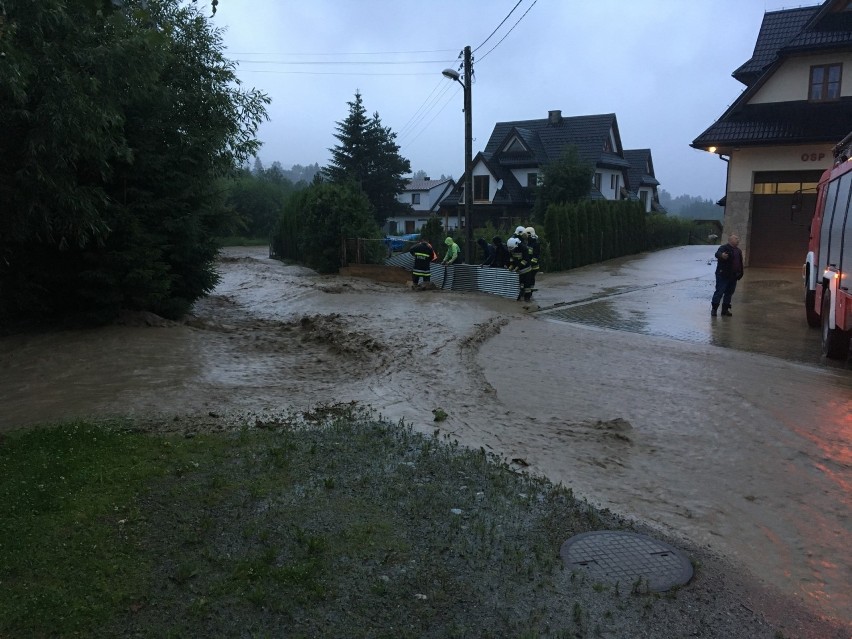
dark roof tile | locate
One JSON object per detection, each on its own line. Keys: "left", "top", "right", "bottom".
{"left": 733, "top": 6, "right": 819, "bottom": 84}
{"left": 692, "top": 98, "right": 852, "bottom": 147}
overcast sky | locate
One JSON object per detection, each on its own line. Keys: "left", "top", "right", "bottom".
{"left": 214, "top": 0, "right": 810, "bottom": 200}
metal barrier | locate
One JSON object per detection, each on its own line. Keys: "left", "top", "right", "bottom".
{"left": 385, "top": 253, "right": 521, "bottom": 299}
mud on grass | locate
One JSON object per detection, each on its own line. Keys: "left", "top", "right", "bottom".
{"left": 0, "top": 406, "right": 813, "bottom": 639}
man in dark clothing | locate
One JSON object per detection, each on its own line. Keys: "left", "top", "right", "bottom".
{"left": 409, "top": 238, "right": 436, "bottom": 289}
{"left": 491, "top": 236, "right": 510, "bottom": 268}
{"left": 711, "top": 234, "right": 744, "bottom": 316}
{"left": 477, "top": 237, "right": 495, "bottom": 266}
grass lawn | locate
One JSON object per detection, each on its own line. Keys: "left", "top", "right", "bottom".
{"left": 0, "top": 405, "right": 665, "bottom": 638}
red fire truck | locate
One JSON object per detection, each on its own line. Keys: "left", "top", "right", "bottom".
{"left": 802, "top": 131, "right": 852, "bottom": 359}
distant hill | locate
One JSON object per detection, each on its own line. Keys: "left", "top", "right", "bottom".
{"left": 659, "top": 189, "right": 723, "bottom": 221}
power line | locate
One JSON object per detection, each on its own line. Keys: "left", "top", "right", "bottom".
{"left": 477, "top": 0, "right": 537, "bottom": 64}
{"left": 233, "top": 58, "right": 458, "bottom": 66}
{"left": 227, "top": 48, "right": 458, "bottom": 56}
{"left": 402, "top": 86, "right": 462, "bottom": 150}
{"left": 472, "top": 0, "right": 524, "bottom": 53}
{"left": 235, "top": 69, "right": 441, "bottom": 76}
{"left": 397, "top": 79, "right": 452, "bottom": 139}
{"left": 398, "top": 82, "right": 457, "bottom": 143}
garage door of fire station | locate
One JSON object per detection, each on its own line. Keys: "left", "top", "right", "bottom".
{"left": 749, "top": 170, "right": 821, "bottom": 268}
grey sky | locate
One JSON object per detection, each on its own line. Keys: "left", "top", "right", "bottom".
{"left": 215, "top": 0, "right": 803, "bottom": 200}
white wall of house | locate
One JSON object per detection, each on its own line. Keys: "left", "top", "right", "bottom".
{"left": 471, "top": 162, "right": 497, "bottom": 201}
{"left": 510, "top": 168, "right": 538, "bottom": 188}
{"left": 637, "top": 187, "right": 653, "bottom": 212}
{"left": 727, "top": 144, "right": 834, "bottom": 191}
{"left": 750, "top": 52, "right": 852, "bottom": 103}
{"left": 594, "top": 169, "right": 625, "bottom": 200}
{"left": 395, "top": 184, "right": 451, "bottom": 212}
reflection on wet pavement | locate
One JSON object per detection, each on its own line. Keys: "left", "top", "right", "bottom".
{"left": 540, "top": 267, "right": 828, "bottom": 366}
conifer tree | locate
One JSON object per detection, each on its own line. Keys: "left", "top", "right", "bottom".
{"left": 323, "top": 92, "right": 411, "bottom": 227}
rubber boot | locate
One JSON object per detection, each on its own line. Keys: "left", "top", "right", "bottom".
{"left": 721, "top": 305, "right": 732, "bottom": 316}
{"left": 711, "top": 304, "right": 718, "bottom": 316}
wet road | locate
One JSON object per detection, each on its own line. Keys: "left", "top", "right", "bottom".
{"left": 480, "top": 245, "right": 852, "bottom": 624}
{"left": 533, "top": 245, "right": 828, "bottom": 366}
{"left": 1, "top": 244, "right": 849, "bottom": 630}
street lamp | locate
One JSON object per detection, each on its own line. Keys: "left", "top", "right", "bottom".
{"left": 442, "top": 45, "right": 473, "bottom": 264}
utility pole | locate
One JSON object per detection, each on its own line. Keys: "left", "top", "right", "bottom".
{"left": 463, "top": 45, "right": 473, "bottom": 264}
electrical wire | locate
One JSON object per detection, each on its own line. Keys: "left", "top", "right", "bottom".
{"left": 472, "top": 0, "right": 524, "bottom": 53}
{"left": 227, "top": 49, "right": 458, "bottom": 56}
{"left": 401, "top": 85, "right": 462, "bottom": 149}
{"left": 234, "top": 69, "right": 440, "bottom": 76}
{"left": 397, "top": 79, "right": 453, "bottom": 139}
{"left": 233, "top": 58, "right": 458, "bottom": 66}
{"left": 398, "top": 82, "right": 457, "bottom": 143}
{"left": 477, "top": 0, "right": 537, "bottom": 64}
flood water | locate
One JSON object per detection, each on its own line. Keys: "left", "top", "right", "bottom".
{"left": 0, "top": 245, "right": 849, "bottom": 630}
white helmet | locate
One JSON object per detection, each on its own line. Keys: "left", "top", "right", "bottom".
{"left": 514, "top": 226, "right": 526, "bottom": 236}
{"left": 525, "top": 226, "right": 536, "bottom": 238}
{"left": 507, "top": 237, "right": 520, "bottom": 249}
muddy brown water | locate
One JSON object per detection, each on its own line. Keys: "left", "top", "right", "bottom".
{"left": 1, "top": 245, "right": 850, "bottom": 629}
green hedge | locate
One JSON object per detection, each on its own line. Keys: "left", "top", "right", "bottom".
{"left": 543, "top": 200, "right": 645, "bottom": 270}
{"left": 542, "top": 202, "right": 716, "bottom": 270}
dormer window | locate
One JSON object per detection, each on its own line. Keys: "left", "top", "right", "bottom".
{"left": 603, "top": 137, "right": 612, "bottom": 152}
{"left": 505, "top": 137, "right": 526, "bottom": 152}
{"left": 809, "top": 63, "right": 841, "bottom": 101}
{"left": 473, "top": 175, "right": 490, "bottom": 202}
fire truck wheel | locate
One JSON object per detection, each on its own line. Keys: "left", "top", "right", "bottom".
{"left": 805, "top": 273, "right": 820, "bottom": 328}
{"left": 820, "top": 291, "right": 851, "bottom": 359}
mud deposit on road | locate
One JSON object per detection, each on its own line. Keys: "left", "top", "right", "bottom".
{"left": 1, "top": 245, "right": 850, "bottom": 635}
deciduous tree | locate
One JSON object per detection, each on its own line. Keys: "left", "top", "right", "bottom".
{"left": 0, "top": 0, "right": 269, "bottom": 326}
{"left": 533, "top": 146, "right": 594, "bottom": 222}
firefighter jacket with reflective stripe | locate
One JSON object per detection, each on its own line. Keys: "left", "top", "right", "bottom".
{"left": 527, "top": 237, "right": 541, "bottom": 271}
{"left": 508, "top": 242, "right": 532, "bottom": 274}
{"left": 409, "top": 241, "right": 434, "bottom": 277}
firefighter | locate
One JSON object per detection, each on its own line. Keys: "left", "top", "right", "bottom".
{"left": 507, "top": 236, "right": 534, "bottom": 302}
{"left": 525, "top": 226, "right": 541, "bottom": 299}
{"left": 409, "top": 238, "right": 436, "bottom": 289}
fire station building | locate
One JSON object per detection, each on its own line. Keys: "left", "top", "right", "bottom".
{"left": 692, "top": 0, "right": 852, "bottom": 267}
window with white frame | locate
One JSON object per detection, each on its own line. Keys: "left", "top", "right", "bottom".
{"left": 411, "top": 193, "right": 421, "bottom": 205}
{"left": 473, "top": 175, "right": 490, "bottom": 201}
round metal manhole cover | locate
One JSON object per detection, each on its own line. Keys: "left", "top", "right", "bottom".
{"left": 560, "top": 531, "right": 693, "bottom": 592}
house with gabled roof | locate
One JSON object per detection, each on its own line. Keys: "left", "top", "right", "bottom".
{"left": 387, "top": 177, "right": 455, "bottom": 235}
{"left": 439, "top": 110, "right": 662, "bottom": 228}
{"left": 691, "top": 0, "right": 852, "bottom": 267}
{"left": 623, "top": 149, "right": 663, "bottom": 213}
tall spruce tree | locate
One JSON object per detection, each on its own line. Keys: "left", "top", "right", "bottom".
{"left": 323, "top": 92, "right": 411, "bottom": 227}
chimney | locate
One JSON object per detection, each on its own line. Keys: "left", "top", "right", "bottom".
{"left": 548, "top": 110, "right": 562, "bottom": 124}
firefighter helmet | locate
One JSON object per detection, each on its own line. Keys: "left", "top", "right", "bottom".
{"left": 514, "top": 226, "right": 526, "bottom": 236}
{"left": 507, "top": 237, "right": 520, "bottom": 249}
{"left": 525, "top": 226, "right": 537, "bottom": 238}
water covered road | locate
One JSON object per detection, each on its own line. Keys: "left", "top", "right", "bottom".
{"left": 481, "top": 246, "right": 852, "bottom": 624}
{"left": 0, "top": 244, "right": 849, "bottom": 630}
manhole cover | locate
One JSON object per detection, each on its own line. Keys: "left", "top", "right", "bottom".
{"left": 560, "top": 531, "right": 693, "bottom": 592}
